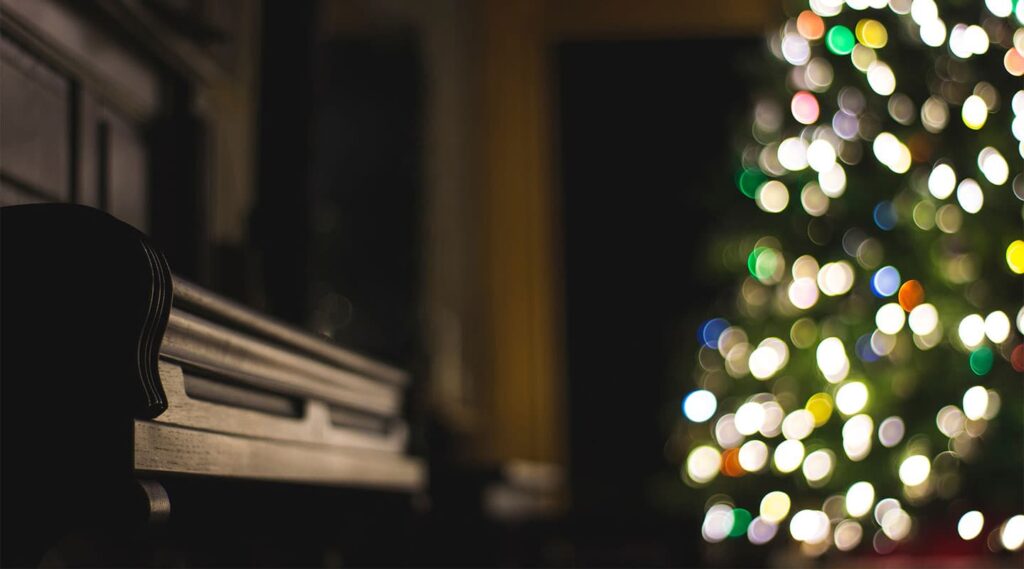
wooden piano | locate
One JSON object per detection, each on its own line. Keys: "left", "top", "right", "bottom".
{"left": 1, "top": 204, "right": 424, "bottom": 566}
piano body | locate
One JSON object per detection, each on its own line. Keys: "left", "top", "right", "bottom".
{"left": 1, "top": 204, "right": 425, "bottom": 566}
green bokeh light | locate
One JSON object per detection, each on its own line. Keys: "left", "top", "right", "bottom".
{"left": 826, "top": 26, "right": 856, "bottom": 55}
{"left": 748, "top": 247, "right": 780, "bottom": 282}
{"left": 729, "top": 508, "right": 752, "bottom": 538}
{"left": 969, "top": 347, "right": 994, "bottom": 376}
{"left": 737, "top": 169, "right": 766, "bottom": 199}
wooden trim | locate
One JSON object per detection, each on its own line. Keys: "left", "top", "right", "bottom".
{"left": 0, "top": 0, "right": 160, "bottom": 120}
{"left": 155, "top": 361, "right": 408, "bottom": 453}
{"left": 161, "top": 309, "right": 400, "bottom": 416}
{"left": 133, "top": 419, "right": 424, "bottom": 491}
{"left": 172, "top": 277, "right": 408, "bottom": 385}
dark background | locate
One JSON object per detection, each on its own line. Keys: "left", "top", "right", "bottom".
{"left": 559, "top": 39, "right": 756, "bottom": 565}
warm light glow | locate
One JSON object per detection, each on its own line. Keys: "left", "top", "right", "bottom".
{"left": 806, "top": 139, "right": 836, "bottom": 173}
{"left": 715, "top": 414, "right": 744, "bottom": 448}
{"left": 790, "top": 510, "right": 830, "bottom": 544}
{"left": 817, "top": 337, "right": 850, "bottom": 383}
{"left": 956, "top": 178, "right": 984, "bottom": 214}
{"left": 778, "top": 137, "right": 809, "bottom": 171}
{"left": 755, "top": 180, "right": 790, "bottom": 213}
{"left": 817, "top": 261, "right": 855, "bottom": 296}
{"left": 788, "top": 278, "right": 820, "bottom": 310}
{"left": 985, "top": 311, "right": 1011, "bottom": 343}
{"left": 866, "top": 61, "right": 896, "bottom": 96}
{"left": 963, "top": 385, "right": 989, "bottom": 421}
{"left": 760, "top": 491, "right": 792, "bottom": 524}
{"left": 774, "top": 439, "right": 806, "bottom": 473}
{"left": 782, "top": 410, "right": 815, "bottom": 441}
{"left": 683, "top": 390, "right": 717, "bottom": 423}
{"left": 836, "top": 381, "right": 869, "bottom": 415}
{"left": 818, "top": 163, "right": 847, "bottom": 197}
{"left": 927, "top": 163, "right": 956, "bottom": 199}
{"left": 834, "top": 520, "right": 863, "bottom": 551}
{"left": 801, "top": 449, "right": 835, "bottom": 485}
{"left": 846, "top": 481, "right": 876, "bottom": 518}
{"left": 686, "top": 445, "right": 722, "bottom": 484}
{"left": 733, "top": 441, "right": 764, "bottom": 474}
{"left": 1001, "top": 515, "right": 1024, "bottom": 551}
{"left": 1006, "top": 240, "right": 1024, "bottom": 274}
{"left": 875, "top": 303, "right": 906, "bottom": 334}
{"left": 908, "top": 304, "right": 939, "bottom": 335}
{"left": 962, "top": 95, "right": 988, "bottom": 130}
{"left": 958, "top": 314, "right": 986, "bottom": 348}
{"left": 978, "top": 148, "right": 1009, "bottom": 185}
{"left": 805, "top": 393, "right": 834, "bottom": 426}
{"left": 958, "top": 511, "right": 984, "bottom": 540}
{"left": 735, "top": 401, "right": 768, "bottom": 435}
{"left": 881, "top": 508, "right": 912, "bottom": 541}
{"left": 855, "top": 19, "right": 888, "bottom": 48}
{"left": 921, "top": 96, "right": 949, "bottom": 132}
{"left": 842, "top": 414, "right": 873, "bottom": 461}
{"left": 898, "top": 454, "right": 931, "bottom": 486}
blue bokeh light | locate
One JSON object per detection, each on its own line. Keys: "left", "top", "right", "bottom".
{"left": 698, "top": 318, "right": 730, "bottom": 349}
{"left": 855, "top": 333, "right": 880, "bottom": 363}
{"left": 871, "top": 265, "right": 901, "bottom": 298}
{"left": 873, "top": 201, "right": 897, "bottom": 231}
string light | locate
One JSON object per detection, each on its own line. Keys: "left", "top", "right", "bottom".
{"left": 682, "top": 0, "right": 1021, "bottom": 557}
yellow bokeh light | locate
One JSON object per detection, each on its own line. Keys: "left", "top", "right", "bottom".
{"left": 855, "top": 19, "right": 888, "bottom": 49}
{"left": 805, "top": 393, "right": 833, "bottom": 426}
{"left": 1006, "top": 240, "right": 1024, "bottom": 274}
{"left": 760, "top": 491, "right": 791, "bottom": 524}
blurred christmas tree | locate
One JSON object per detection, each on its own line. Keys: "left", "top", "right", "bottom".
{"left": 675, "top": 0, "right": 1024, "bottom": 563}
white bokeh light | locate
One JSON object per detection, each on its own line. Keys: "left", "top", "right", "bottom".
{"left": 908, "top": 303, "right": 939, "bottom": 335}
{"left": 956, "top": 178, "right": 984, "bottom": 214}
{"left": 963, "top": 385, "right": 990, "bottom": 421}
{"left": 984, "top": 311, "right": 1011, "bottom": 343}
{"left": 876, "top": 303, "right": 906, "bottom": 334}
{"left": 836, "top": 381, "right": 869, "bottom": 415}
{"left": 958, "top": 511, "right": 985, "bottom": 540}
{"left": 928, "top": 163, "right": 956, "bottom": 199}
{"left": 774, "top": 439, "right": 806, "bottom": 473}
{"left": 958, "top": 314, "right": 986, "bottom": 348}
{"left": 739, "top": 439, "right": 770, "bottom": 472}
{"left": 898, "top": 454, "right": 931, "bottom": 486}
{"left": 846, "top": 481, "right": 876, "bottom": 518}
{"left": 683, "top": 390, "right": 717, "bottom": 423}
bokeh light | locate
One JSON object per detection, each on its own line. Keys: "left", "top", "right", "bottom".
{"left": 836, "top": 381, "right": 869, "bottom": 415}
{"left": 958, "top": 511, "right": 984, "bottom": 540}
{"left": 683, "top": 390, "right": 717, "bottom": 423}
{"left": 790, "top": 510, "right": 830, "bottom": 544}
{"left": 791, "top": 91, "right": 820, "bottom": 125}
{"left": 774, "top": 439, "right": 806, "bottom": 473}
{"left": 826, "top": 25, "right": 856, "bottom": 55}
{"left": 1006, "top": 240, "right": 1024, "bottom": 274}
{"left": 898, "top": 455, "right": 931, "bottom": 486}
{"left": 846, "top": 481, "right": 876, "bottom": 518}
{"left": 686, "top": 445, "right": 722, "bottom": 484}
{"left": 871, "top": 266, "right": 901, "bottom": 297}
{"left": 760, "top": 491, "right": 792, "bottom": 524}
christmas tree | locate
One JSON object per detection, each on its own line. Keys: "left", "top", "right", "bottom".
{"left": 677, "top": 0, "right": 1024, "bottom": 562}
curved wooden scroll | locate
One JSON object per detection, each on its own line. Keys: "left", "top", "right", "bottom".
{"left": 1, "top": 204, "right": 172, "bottom": 566}
{"left": 1, "top": 203, "right": 171, "bottom": 418}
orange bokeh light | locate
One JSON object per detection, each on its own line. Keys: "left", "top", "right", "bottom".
{"left": 722, "top": 447, "right": 746, "bottom": 477}
{"left": 797, "top": 10, "right": 825, "bottom": 41}
{"left": 898, "top": 279, "right": 925, "bottom": 312}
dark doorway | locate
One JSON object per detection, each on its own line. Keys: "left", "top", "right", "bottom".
{"left": 558, "top": 38, "right": 757, "bottom": 565}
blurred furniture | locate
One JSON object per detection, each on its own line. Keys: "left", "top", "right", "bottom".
{"left": 1, "top": 204, "right": 423, "bottom": 566}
